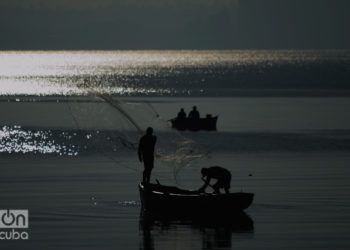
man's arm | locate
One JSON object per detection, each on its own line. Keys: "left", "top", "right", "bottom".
{"left": 199, "top": 176, "right": 210, "bottom": 192}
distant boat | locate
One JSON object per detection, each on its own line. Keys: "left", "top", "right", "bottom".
{"left": 170, "top": 115, "right": 218, "bottom": 131}
{"left": 139, "top": 182, "right": 254, "bottom": 217}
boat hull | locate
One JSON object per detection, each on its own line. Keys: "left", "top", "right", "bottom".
{"left": 139, "top": 183, "right": 254, "bottom": 217}
{"left": 170, "top": 116, "right": 218, "bottom": 131}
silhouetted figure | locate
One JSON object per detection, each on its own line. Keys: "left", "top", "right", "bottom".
{"left": 177, "top": 108, "right": 187, "bottom": 120}
{"left": 138, "top": 127, "right": 157, "bottom": 184}
{"left": 199, "top": 166, "right": 231, "bottom": 194}
{"left": 188, "top": 106, "right": 200, "bottom": 120}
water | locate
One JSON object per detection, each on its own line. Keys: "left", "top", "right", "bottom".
{"left": 0, "top": 50, "right": 349, "bottom": 96}
{"left": 0, "top": 51, "right": 350, "bottom": 249}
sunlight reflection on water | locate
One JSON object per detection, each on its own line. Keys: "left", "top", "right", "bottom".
{"left": 0, "top": 126, "right": 78, "bottom": 155}
{"left": 1, "top": 50, "right": 348, "bottom": 96}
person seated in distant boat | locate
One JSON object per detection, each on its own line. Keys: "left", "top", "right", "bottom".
{"left": 177, "top": 108, "right": 187, "bottom": 120}
{"left": 198, "top": 166, "right": 231, "bottom": 194}
{"left": 138, "top": 127, "right": 157, "bottom": 184}
{"left": 188, "top": 106, "right": 200, "bottom": 120}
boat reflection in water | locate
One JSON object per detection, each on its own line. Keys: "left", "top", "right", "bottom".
{"left": 139, "top": 212, "right": 254, "bottom": 250}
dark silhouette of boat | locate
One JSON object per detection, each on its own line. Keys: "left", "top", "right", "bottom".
{"left": 170, "top": 115, "right": 218, "bottom": 131}
{"left": 139, "top": 182, "right": 254, "bottom": 217}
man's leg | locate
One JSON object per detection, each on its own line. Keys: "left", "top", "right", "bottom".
{"left": 144, "top": 159, "right": 154, "bottom": 184}
{"left": 145, "top": 168, "right": 153, "bottom": 184}
{"left": 143, "top": 162, "right": 150, "bottom": 184}
{"left": 212, "top": 182, "right": 221, "bottom": 194}
{"left": 143, "top": 169, "right": 147, "bottom": 184}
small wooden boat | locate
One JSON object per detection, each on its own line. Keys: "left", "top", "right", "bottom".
{"left": 139, "top": 183, "right": 254, "bottom": 218}
{"left": 170, "top": 115, "right": 218, "bottom": 131}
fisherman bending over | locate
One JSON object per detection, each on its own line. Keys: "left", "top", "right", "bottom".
{"left": 138, "top": 127, "right": 157, "bottom": 184}
{"left": 188, "top": 106, "right": 200, "bottom": 120}
{"left": 199, "top": 166, "right": 231, "bottom": 194}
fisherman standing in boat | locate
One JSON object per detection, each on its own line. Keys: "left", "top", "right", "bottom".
{"left": 138, "top": 127, "right": 157, "bottom": 184}
{"left": 199, "top": 166, "right": 231, "bottom": 194}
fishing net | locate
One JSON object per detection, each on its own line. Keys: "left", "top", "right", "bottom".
{"left": 66, "top": 83, "right": 209, "bottom": 183}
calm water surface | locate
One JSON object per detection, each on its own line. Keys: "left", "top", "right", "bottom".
{"left": 0, "top": 51, "right": 349, "bottom": 249}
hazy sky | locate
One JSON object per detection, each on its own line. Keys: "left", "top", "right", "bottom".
{"left": 0, "top": 0, "right": 349, "bottom": 49}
